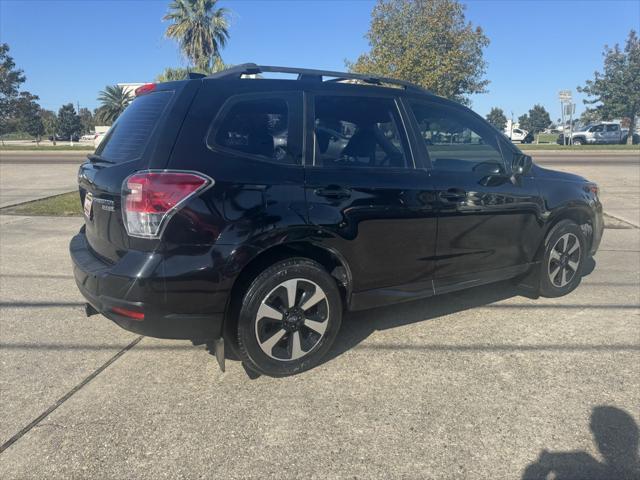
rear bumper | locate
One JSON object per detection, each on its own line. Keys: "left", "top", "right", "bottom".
{"left": 70, "top": 230, "right": 230, "bottom": 340}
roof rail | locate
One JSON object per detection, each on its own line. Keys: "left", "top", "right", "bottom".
{"left": 206, "top": 63, "right": 429, "bottom": 94}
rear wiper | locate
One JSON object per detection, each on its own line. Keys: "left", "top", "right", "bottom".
{"left": 87, "top": 153, "right": 115, "bottom": 164}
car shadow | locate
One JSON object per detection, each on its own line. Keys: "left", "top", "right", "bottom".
{"left": 521, "top": 405, "right": 640, "bottom": 479}
{"left": 323, "top": 279, "right": 526, "bottom": 365}
{"left": 323, "top": 258, "right": 598, "bottom": 366}
{"left": 219, "top": 259, "right": 598, "bottom": 378}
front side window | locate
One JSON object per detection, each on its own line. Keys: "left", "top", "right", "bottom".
{"left": 591, "top": 125, "right": 604, "bottom": 132}
{"left": 313, "top": 95, "right": 409, "bottom": 169}
{"left": 212, "top": 97, "right": 294, "bottom": 164}
{"left": 411, "top": 102, "right": 505, "bottom": 174}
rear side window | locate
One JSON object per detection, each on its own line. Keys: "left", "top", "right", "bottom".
{"left": 606, "top": 124, "right": 619, "bottom": 132}
{"left": 96, "top": 91, "right": 173, "bottom": 164}
{"left": 210, "top": 97, "right": 294, "bottom": 164}
{"left": 313, "top": 95, "right": 410, "bottom": 169}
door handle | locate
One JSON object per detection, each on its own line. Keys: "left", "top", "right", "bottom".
{"left": 439, "top": 188, "right": 467, "bottom": 202}
{"left": 314, "top": 186, "right": 352, "bottom": 199}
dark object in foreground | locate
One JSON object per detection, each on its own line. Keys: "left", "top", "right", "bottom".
{"left": 70, "top": 64, "right": 604, "bottom": 376}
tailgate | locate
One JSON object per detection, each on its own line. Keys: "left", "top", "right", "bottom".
{"left": 78, "top": 81, "right": 198, "bottom": 262}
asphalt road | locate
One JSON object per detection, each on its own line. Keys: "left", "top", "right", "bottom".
{"left": 526, "top": 150, "right": 640, "bottom": 227}
{"left": 0, "top": 149, "right": 639, "bottom": 478}
{"left": 1, "top": 149, "right": 639, "bottom": 223}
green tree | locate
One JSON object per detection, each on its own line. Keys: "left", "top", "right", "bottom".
{"left": 526, "top": 104, "right": 552, "bottom": 136}
{"left": 57, "top": 103, "right": 82, "bottom": 140}
{"left": 156, "top": 67, "right": 192, "bottom": 82}
{"left": 0, "top": 43, "right": 26, "bottom": 143}
{"left": 486, "top": 107, "right": 507, "bottom": 131}
{"left": 164, "top": 0, "right": 230, "bottom": 71}
{"left": 579, "top": 108, "right": 600, "bottom": 126}
{"left": 78, "top": 107, "right": 95, "bottom": 134}
{"left": 41, "top": 109, "right": 57, "bottom": 143}
{"left": 518, "top": 113, "right": 530, "bottom": 132}
{"left": 155, "top": 57, "right": 227, "bottom": 82}
{"left": 579, "top": 30, "right": 639, "bottom": 144}
{"left": 347, "top": 0, "right": 489, "bottom": 104}
{"left": 96, "top": 85, "right": 133, "bottom": 124}
{"left": 15, "top": 91, "right": 44, "bottom": 144}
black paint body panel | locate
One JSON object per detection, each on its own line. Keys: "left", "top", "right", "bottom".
{"left": 70, "top": 75, "right": 604, "bottom": 340}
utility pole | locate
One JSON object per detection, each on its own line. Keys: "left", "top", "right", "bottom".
{"left": 558, "top": 90, "right": 573, "bottom": 145}
{"left": 510, "top": 111, "right": 514, "bottom": 141}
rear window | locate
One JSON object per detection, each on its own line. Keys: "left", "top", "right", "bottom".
{"left": 210, "top": 97, "right": 294, "bottom": 164}
{"left": 96, "top": 91, "right": 173, "bottom": 164}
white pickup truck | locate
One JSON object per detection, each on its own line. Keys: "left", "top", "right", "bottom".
{"left": 558, "top": 122, "right": 638, "bottom": 145}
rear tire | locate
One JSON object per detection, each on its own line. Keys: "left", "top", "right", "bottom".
{"left": 236, "top": 258, "right": 342, "bottom": 376}
{"left": 573, "top": 138, "right": 583, "bottom": 146}
{"left": 539, "top": 220, "right": 586, "bottom": 298}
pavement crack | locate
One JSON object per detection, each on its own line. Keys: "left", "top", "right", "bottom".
{"left": 0, "top": 335, "right": 143, "bottom": 454}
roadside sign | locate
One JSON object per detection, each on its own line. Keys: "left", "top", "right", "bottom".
{"left": 564, "top": 103, "right": 575, "bottom": 116}
{"left": 559, "top": 90, "right": 572, "bottom": 102}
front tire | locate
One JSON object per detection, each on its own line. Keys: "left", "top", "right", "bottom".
{"left": 237, "top": 258, "right": 342, "bottom": 376}
{"left": 539, "top": 220, "right": 586, "bottom": 297}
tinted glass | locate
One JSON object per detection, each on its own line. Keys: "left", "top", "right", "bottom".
{"left": 411, "top": 102, "right": 505, "bottom": 173}
{"left": 213, "top": 97, "right": 293, "bottom": 164}
{"left": 606, "top": 124, "right": 619, "bottom": 132}
{"left": 313, "top": 96, "right": 409, "bottom": 168}
{"left": 96, "top": 91, "right": 172, "bottom": 164}
{"left": 591, "top": 125, "right": 604, "bottom": 132}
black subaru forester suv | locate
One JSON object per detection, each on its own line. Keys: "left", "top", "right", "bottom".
{"left": 70, "top": 64, "right": 603, "bottom": 376}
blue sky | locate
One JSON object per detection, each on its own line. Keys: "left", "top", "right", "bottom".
{"left": 1, "top": 0, "right": 638, "bottom": 122}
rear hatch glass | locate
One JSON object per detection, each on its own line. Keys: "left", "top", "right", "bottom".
{"left": 96, "top": 90, "right": 173, "bottom": 163}
{"left": 78, "top": 88, "right": 179, "bottom": 262}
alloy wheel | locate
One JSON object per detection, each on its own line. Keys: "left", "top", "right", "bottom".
{"left": 548, "top": 233, "right": 581, "bottom": 287}
{"left": 254, "top": 278, "right": 329, "bottom": 361}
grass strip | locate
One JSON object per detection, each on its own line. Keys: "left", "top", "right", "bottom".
{"left": 1, "top": 192, "right": 82, "bottom": 216}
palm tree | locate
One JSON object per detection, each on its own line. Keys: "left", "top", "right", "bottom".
{"left": 96, "top": 85, "right": 133, "bottom": 125}
{"left": 164, "top": 0, "right": 230, "bottom": 71}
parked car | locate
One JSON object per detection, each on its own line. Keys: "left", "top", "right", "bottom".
{"left": 557, "top": 122, "right": 639, "bottom": 145}
{"left": 49, "top": 133, "right": 80, "bottom": 142}
{"left": 93, "top": 131, "right": 108, "bottom": 148}
{"left": 70, "top": 64, "right": 603, "bottom": 377}
{"left": 505, "top": 127, "right": 533, "bottom": 144}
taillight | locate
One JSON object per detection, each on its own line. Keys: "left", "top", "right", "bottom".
{"left": 135, "top": 83, "right": 156, "bottom": 96}
{"left": 122, "top": 170, "right": 212, "bottom": 239}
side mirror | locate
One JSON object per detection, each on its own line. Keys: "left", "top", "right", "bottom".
{"left": 512, "top": 154, "right": 532, "bottom": 176}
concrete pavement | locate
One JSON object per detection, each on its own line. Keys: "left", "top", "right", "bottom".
{"left": 0, "top": 149, "right": 639, "bottom": 478}
{"left": 0, "top": 151, "right": 86, "bottom": 208}
{"left": 0, "top": 214, "right": 638, "bottom": 479}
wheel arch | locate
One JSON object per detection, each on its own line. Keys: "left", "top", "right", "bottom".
{"left": 535, "top": 205, "right": 595, "bottom": 262}
{"left": 222, "top": 240, "right": 353, "bottom": 343}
